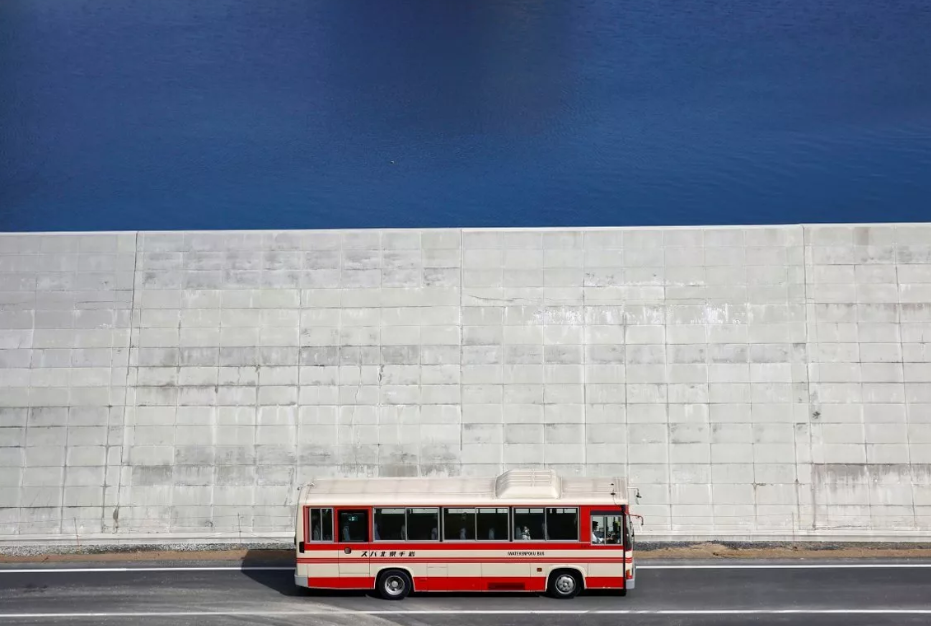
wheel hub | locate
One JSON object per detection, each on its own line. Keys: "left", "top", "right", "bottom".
{"left": 556, "top": 574, "right": 575, "bottom": 593}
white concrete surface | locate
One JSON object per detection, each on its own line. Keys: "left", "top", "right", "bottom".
{"left": 1, "top": 224, "right": 930, "bottom": 545}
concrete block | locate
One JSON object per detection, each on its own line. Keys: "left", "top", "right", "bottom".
{"left": 816, "top": 444, "right": 866, "bottom": 464}
{"left": 628, "top": 424, "right": 666, "bottom": 444}
{"left": 544, "top": 384, "right": 584, "bottom": 404}
{"left": 462, "top": 385, "right": 503, "bottom": 405}
{"left": 129, "top": 446, "right": 175, "bottom": 466}
{"left": 66, "top": 446, "right": 107, "bottom": 467}
{"left": 668, "top": 464, "right": 709, "bottom": 485}
{"left": 542, "top": 404, "right": 583, "bottom": 424}
{"left": 628, "top": 444, "right": 668, "bottom": 464}
{"left": 707, "top": 382, "right": 751, "bottom": 404}
{"left": 710, "top": 463, "right": 753, "bottom": 484}
{"left": 502, "top": 365, "right": 543, "bottom": 385}
{"left": 858, "top": 323, "right": 900, "bottom": 343}
{"left": 579, "top": 365, "right": 622, "bottom": 385}
{"left": 544, "top": 423, "right": 584, "bottom": 445}
{"left": 670, "top": 484, "right": 712, "bottom": 506}
{"left": 866, "top": 444, "right": 910, "bottom": 464}
{"left": 505, "top": 345, "right": 543, "bottom": 364}
{"left": 64, "top": 466, "right": 105, "bottom": 487}
{"left": 711, "top": 443, "right": 754, "bottom": 464}
{"left": 614, "top": 382, "right": 659, "bottom": 404}
{"left": 861, "top": 383, "right": 905, "bottom": 403}
{"left": 583, "top": 384, "right": 624, "bottom": 404}
{"left": 626, "top": 325, "right": 664, "bottom": 345}
{"left": 500, "top": 423, "right": 542, "bottom": 446}
{"left": 462, "top": 346, "right": 501, "bottom": 366}
{"left": 668, "top": 442, "right": 710, "bottom": 463}
{"left": 906, "top": 384, "right": 931, "bottom": 403}
{"left": 711, "top": 424, "right": 752, "bottom": 444}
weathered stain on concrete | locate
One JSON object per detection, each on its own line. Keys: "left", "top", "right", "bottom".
{"left": 1, "top": 224, "right": 931, "bottom": 544}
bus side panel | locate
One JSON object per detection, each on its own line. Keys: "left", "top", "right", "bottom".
{"left": 410, "top": 564, "right": 445, "bottom": 592}
{"left": 298, "top": 555, "right": 352, "bottom": 589}
{"left": 482, "top": 555, "right": 529, "bottom": 584}
{"left": 586, "top": 555, "right": 626, "bottom": 589}
{"left": 447, "top": 561, "right": 480, "bottom": 591}
{"left": 586, "top": 576, "right": 626, "bottom": 589}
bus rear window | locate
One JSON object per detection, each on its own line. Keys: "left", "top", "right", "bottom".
{"left": 308, "top": 508, "right": 333, "bottom": 542}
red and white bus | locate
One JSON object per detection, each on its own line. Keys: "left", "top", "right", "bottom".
{"left": 294, "top": 469, "right": 636, "bottom": 599}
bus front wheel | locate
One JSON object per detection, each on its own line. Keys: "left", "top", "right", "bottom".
{"left": 547, "top": 570, "right": 582, "bottom": 599}
{"left": 377, "top": 569, "right": 412, "bottom": 600}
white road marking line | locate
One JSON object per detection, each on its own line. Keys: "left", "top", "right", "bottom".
{"left": 3, "top": 609, "right": 931, "bottom": 618}
{"left": 4, "top": 563, "right": 931, "bottom": 573}
{"left": 638, "top": 563, "right": 931, "bottom": 569}
{"left": 0, "top": 567, "right": 294, "bottom": 573}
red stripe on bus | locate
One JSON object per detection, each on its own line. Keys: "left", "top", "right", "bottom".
{"left": 297, "top": 557, "right": 628, "bottom": 565}
{"left": 300, "top": 542, "right": 623, "bottom": 551}
{"left": 301, "top": 576, "right": 625, "bottom": 592}
{"left": 305, "top": 576, "right": 374, "bottom": 589}
{"left": 412, "top": 577, "right": 547, "bottom": 592}
{"left": 584, "top": 577, "right": 626, "bottom": 589}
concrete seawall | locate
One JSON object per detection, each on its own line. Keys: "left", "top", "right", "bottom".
{"left": 1, "top": 224, "right": 930, "bottom": 546}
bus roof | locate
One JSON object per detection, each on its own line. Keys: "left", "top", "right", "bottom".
{"left": 298, "top": 469, "right": 627, "bottom": 507}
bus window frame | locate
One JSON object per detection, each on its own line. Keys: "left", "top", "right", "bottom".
{"left": 306, "top": 507, "right": 335, "bottom": 543}
{"left": 373, "top": 506, "right": 441, "bottom": 542}
{"left": 441, "top": 507, "right": 479, "bottom": 542}
{"left": 544, "top": 506, "right": 580, "bottom": 542}
{"left": 336, "top": 508, "right": 370, "bottom": 543}
{"left": 476, "top": 507, "right": 510, "bottom": 542}
{"left": 590, "top": 509, "right": 625, "bottom": 546}
{"left": 511, "top": 507, "right": 546, "bottom": 541}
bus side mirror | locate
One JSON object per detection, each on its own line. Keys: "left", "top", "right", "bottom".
{"left": 298, "top": 541, "right": 305, "bottom": 553}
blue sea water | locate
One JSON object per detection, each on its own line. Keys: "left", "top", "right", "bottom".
{"left": 1, "top": 0, "right": 930, "bottom": 232}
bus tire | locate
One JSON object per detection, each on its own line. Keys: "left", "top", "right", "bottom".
{"left": 547, "top": 569, "right": 582, "bottom": 599}
{"left": 376, "top": 569, "right": 413, "bottom": 600}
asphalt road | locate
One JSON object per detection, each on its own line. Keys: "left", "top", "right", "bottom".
{"left": 2, "top": 559, "right": 931, "bottom": 625}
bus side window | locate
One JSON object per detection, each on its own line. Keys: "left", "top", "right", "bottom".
{"left": 477, "top": 508, "right": 508, "bottom": 541}
{"left": 513, "top": 508, "right": 544, "bottom": 540}
{"left": 338, "top": 510, "right": 369, "bottom": 542}
{"left": 591, "top": 512, "right": 623, "bottom": 545}
{"left": 545, "top": 507, "right": 579, "bottom": 541}
{"left": 407, "top": 508, "right": 439, "bottom": 541}
{"left": 373, "top": 508, "right": 405, "bottom": 541}
{"left": 308, "top": 508, "right": 333, "bottom": 542}
{"left": 443, "top": 508, "right": 477, "bottom": 541}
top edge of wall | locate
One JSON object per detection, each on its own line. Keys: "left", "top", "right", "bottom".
{"left": 3, "top": 222, "right": 930, "bottom": 236}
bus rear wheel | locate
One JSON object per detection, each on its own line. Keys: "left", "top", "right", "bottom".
{"left": 377, "top": 569, "right": 412, "bottom": 600}
{"left": 547, "top": 570, "right": 581, "bottom": 599}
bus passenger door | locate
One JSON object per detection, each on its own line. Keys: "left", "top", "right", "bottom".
{"left": 588, "top": 511, "right": 624, "bottom": 589}
{"left": 337, "top": 509, "right": 371, "bottom": 583}
{"left": 624, "top": 511, "right": 636, "bottom": 588}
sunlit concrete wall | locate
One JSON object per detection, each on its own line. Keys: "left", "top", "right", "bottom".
{"left": 1, "top": 224, "right": 930, "bottom": 545}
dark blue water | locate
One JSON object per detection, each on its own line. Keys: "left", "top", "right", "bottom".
{"left": 1, "top": 0, "right": 930, "bottom": 232}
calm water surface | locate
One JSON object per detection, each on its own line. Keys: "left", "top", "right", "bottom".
{"left": 1, "top": 0, "right": 930, "bottom": 231}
